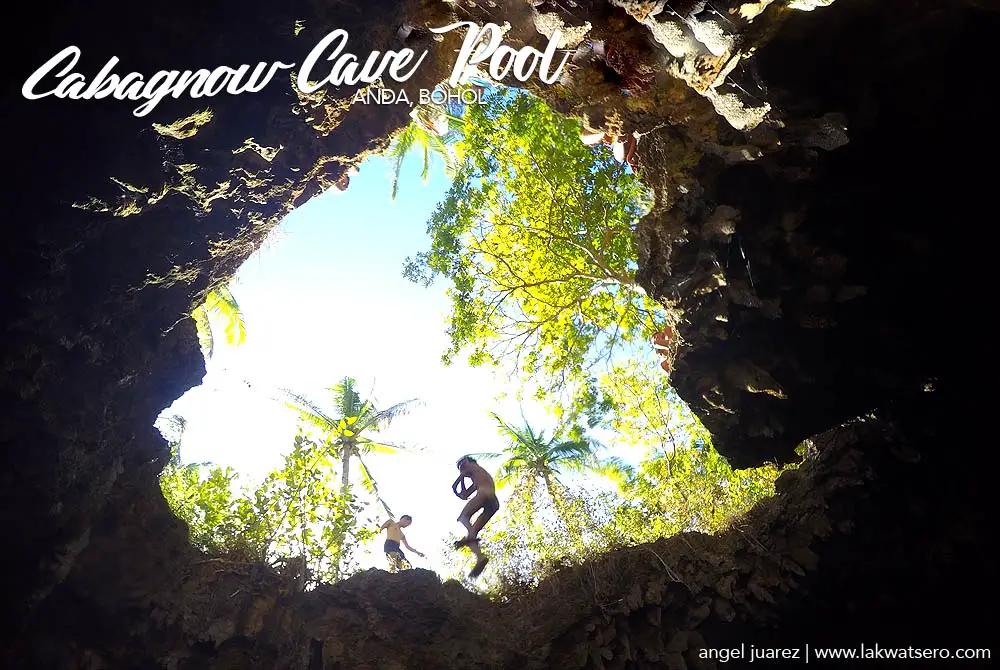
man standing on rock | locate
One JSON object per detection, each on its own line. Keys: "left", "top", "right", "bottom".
{"left": 380, "top": 515, "right": 424, "bottom": 572}
{"left": 452, "top": 455, "right": 500, "bottom": 578}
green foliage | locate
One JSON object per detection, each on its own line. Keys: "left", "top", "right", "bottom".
{"left": 470, "top": 412, "right": 627, "bottom": 524}
{"left": 474, "top": 437, "right": 783, "bottom": 597}
{"left": 253, "top": 432, "right": 375, "bottom": 584}
{"left": 464, "top": 359, "right": 789, "bottom": 596}
{"left": 471, "top": 412, "right": 604, "bottom": 489}
{"left": 585, "top": 355, "right": 785, "bottom": 538}
{"left": 158, "top": 418, "right": 374, "bottom": 588}
{"left": 159, "top": 444, "right": 258, "bottom": 559}
{"left": 385, "top": 83, "right": 478, "bottom": 201}
{"left": 157, "top": 379, "right": 419, "bottom": 588}
{"left": 403, "top": 90, "right": 660, "bottom": 409}
{"left": 607, "top": 442, "right": 781, "bottom": 544}
{"left": 280, "top": 377, "right": 421, "bottom": 577}
{"left": 461, "top": 412, "right": 628, "bottom": 591}
{"left": 391, "top": 88, "right": 781, "bottom": 595}
{"left": 476, "top": 481, "right": 619, "bottom": 597}
{"left": 192, "top": 284, "right": 246, "bottom": 359}
{"left": 590, "top": 355, "right": 712, "bottom": 453}
{"left": 281, "top": 377, "right": 421, "bottom": 497}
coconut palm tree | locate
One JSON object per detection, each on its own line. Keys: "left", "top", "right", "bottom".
{"left": 159, "top": 414, "right": 188, "bottom": 447}
{"left": 471, "top": 412, "right": 631, "bottom": 522}
{"left": 280, "top": 377, "right": 422, "bottom": 500}
{"left": 385, "top": 80, "right": 490, "bottom": 201}
{"left": 156, "top": 413, "right": 189, "bottom": 468}
{"left": 192, "top": 284, "right": 246, "bottom": 359}
{"left": 386, "top": 105, "right": 464, "bottom": 201}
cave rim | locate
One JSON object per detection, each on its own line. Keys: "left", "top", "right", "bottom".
{"left": 3, "top": 1, "right": 996, "bottom": 668}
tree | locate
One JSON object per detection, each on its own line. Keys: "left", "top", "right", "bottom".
{"left": 281, "top": 377, "right": 421, "bottom": 502}
{"left": 249, "top": 431, "right": 375, "bottom": 585}
{"left": 403, "top": 90, "right": 661, "bottom": 412}
{"left": 472, "top": 412, "right": 617, "bottom": 506}
{"left": 606, "top": 440, "right": 782, "bottom": 545}
{"left": 468, "top": 481, "right": 621, "bottom": 595}
{"left": 386, "top": 101, "right": 464, "bottom": 201}
{"left": 583, "top": 360, "right": 786, "bottom": 542}
{"left": 192, "top": 284, "right": 246, "bottom": 359}
{"left": 156, "top": 413, "right": 267, "bottom": 562}
{"left": 589, "top": 355, "right": 710, "bottom": 460}
{"left": 460, "top": 360, "right": 788, "bottom": 591}
{"left": 156, "top": 379, "right": 423, "bottom": 586}
{"left": 157, "top": 416, "right": 374, "bottom": 587}
{"left": 159, "top": 456, "right": 254, "bottom": 556}
{"left": 385, "top": 81, "right": 487, "bottom": 201}
{"left": 469, "top": 412, "right": 627, "bottom": 561}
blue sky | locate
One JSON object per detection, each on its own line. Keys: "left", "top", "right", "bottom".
{"left": 157, "top": 146, "right": 635, "bottom": 581}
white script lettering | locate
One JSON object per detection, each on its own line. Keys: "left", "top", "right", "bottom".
{"left": 21, "top": 46, "right": 294, "bottom": 117}
{"left": 429, "top": 22, "right": 570, "bottom": 87}
{"left": 22, "top": 25, "right": 569, "bottom": 115}
{"left": 297, "top": 30, "right": 428, "bottom": 93}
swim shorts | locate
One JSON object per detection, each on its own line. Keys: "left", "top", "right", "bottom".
{"left": 384, "top": 539, "right": 410, "bottom": 572}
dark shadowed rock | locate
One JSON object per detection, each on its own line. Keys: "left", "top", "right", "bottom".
{"left": 2, "top": 0, "right": 995, "bottom": 667}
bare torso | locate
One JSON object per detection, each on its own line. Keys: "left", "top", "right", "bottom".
{"left": 385, "top": 522, "right": 403, "bottom": 542}
{"left": 469, "top": 464, "right": 496, "bottom": 497}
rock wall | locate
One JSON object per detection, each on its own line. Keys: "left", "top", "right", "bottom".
{"left": 2, "top": 0, "right": 995, "bottom": 667}
{"left": 14, "top": 400, "right": 993, "bottom": 668}
{"left": 633, "top": 0, "right": 995, "bottom": 466}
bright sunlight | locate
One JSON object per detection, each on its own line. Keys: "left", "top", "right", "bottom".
{"left": 155, "top": 87, "right": 787, "bottom": 595}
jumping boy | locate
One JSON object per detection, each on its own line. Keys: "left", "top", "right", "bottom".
{"left": 379, "top": 515, "right": 424, "bottom": 573}
{"left": 452, "top": 455, "right": 500, "bottom": 578}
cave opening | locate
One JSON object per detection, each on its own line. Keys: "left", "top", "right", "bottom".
{"left": 6, "top": 1, "right": 997, "bottom": 667}
{"left": 151, "top": 83, "right": 789, "bottom": 600}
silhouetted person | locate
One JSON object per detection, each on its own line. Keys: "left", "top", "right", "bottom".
{"left": 380, "top": 515, "right": 423, "bottom": 572}
{"left": 452, "top": 456, "right": 499, "bottom": 578}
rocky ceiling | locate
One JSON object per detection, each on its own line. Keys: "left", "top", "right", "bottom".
{"left": 2, "top": 0, "right": 996, "bottom": 668}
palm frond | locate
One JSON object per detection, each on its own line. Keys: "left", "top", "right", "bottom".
{"left": 443, "top": 154, "right": 461, "bottom": 180}
{"left": 496, "top": 463, "right": 526, "bottom": 489}
{"left": 465, "top": 451, "right": 505, "bottom": 462}
{"left": 278, "top": 388, "right": 341, "bottom": 432}
{"left": 358, "top": 439, "right": 423, "bottom": 454}
{"left": 356, "top": 454, "right": 378, "bottom": 495}
{"left": 192, "top": 304, "right": 214, "bottom": 358}
{"left": 548, "top": 440, "right": 594, "bottom": 461}
{"left": 355, "top": 452, "right": 395, "bottom": 517}
{"left": 359, "top": 441, "right": 400, "bottom": 455}
{"left": 436, "top": 127, "right": 462, "bottom": 148}
{"left": 443, "top": 111, "right": 467, "bottom": 127}
{"left": 497, "top": 458, "right": 531, "bottom": 483}
{"left": 489, "top": 412, "right": 534, "bottom": 448}
{"left": 427, "top": 133, "right": 458, "bottom": 173}
{"left": 386, "top": 105, "right": 467, "bottom": 200}
{"left": 331, "top": 377, "right": 366, "bottom": 418}
{"left": 206, "top": 285, "right": 246, "bottom": 346}
{"left": 358, "top": 398, "right": 423, "bottom": 433}
{"left": 387, "top": 123, "right": 417, "bottom": 158}
{"left": 591, "top": 456, "right": 635, "bottom": 485}
{"left": 421, "top": 142, "right": 430, "bottom": 183}
{"left": 387, "top": 125, "right": 417, "bottom": 201}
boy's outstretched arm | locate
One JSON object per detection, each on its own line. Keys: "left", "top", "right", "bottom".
{"left": 401, "top": 534, "right": 424, "bottom": 557}
{"left": 379, "top": 519, "right": 392, "bottom": 530}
